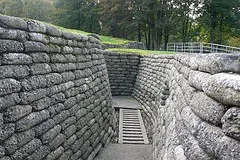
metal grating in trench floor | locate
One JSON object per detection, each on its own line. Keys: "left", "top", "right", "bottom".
{"left": 119, "top": 108, "right": 149, "bottom": 144}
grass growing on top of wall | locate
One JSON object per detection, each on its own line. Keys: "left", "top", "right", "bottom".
{"left": 53, "top": 26, "right": 130, "bottom": 45}
{"left": 100, "top": 36, "right": 131, "bottom": 45}
{"left": 106, "top": 48, "right": 176, "bottom": 55}
{"left": 39, "top": 21, "right": 130, "bottom": 45}
{"left": 54, "top": 26, "right": 90, "bottom": 35}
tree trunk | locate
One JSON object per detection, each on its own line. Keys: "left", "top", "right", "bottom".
{"left": 218, "top": 14, "right": 224, "bottom": 44}
{"left": 89, "top": 15, "right": 93, "bottom": 33}
{"left": 77, "top": 12, "right": 81, "bottom": 29}
{"left": 151, "top": 26, "right": 157, "bottom": 50}
{"left": 145, "top": 31, "right": 148, "bottom": 49}
{"left": 157, "top": 27, "right": 163, "bottom": 50}
{"left": 147, "top": 26, "right": 151, "bottom": 49}
{"left": 164, "top": 28, "right": 169, "bottom": 51}
{"left": 138, "top": 24, "right": 141, "bottom": 42}
{"left": 156, "top": 6, "right": 164, "bottom": 50}
{"left": 77, "top": 1, "right": 81, "bottom": 29}
{"left": 210, "top": 4, "right": 217, "bottom": 43}
{"left": 182, "top": 19, "right": 188, "bottom": 42}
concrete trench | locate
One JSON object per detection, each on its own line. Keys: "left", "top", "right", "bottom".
{"left": 103, "top": 51, "right": 240, "bottom": 160}
{"left": 95, "top": 96, "right": 152, "bottom": 160}
{"left": 0, "top": 14, "right": 239, "bottom": 160}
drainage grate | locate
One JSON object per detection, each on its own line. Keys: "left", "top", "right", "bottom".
{"left": 119, "top": 109, "right": 149, "bottom": 144}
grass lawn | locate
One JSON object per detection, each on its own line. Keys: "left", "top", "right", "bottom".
{"left": 37, "top": 21, "right": 175, "bottom": 53}
{"left": 39, "top": 21, "right": 130, "bottom": 45}
{"left": 106, "top": 48, "right": 175, "bottom": 55}
{"left": 59, "top": 28, "right": 130, "bottom": 44}
{"left": 100, "top": 35, "right": 130, "bottom": 45}
{"left": 54, "top": 26, "right": 90, "bottom": 35}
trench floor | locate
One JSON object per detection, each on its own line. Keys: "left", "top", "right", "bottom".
{"left": 95, "top": 96, "right": 153, "bottom": 160}
{"left": 95, "top": 143, "right": 152, "bottom": 160}
{"left": 112, "top": 96, "right": 142, "bottom": 109}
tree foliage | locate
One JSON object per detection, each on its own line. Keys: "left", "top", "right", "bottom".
{"left": 99, "top": 0, "right": 136, "bottom": 38}
{"left": 201, "top": 0, "right": 240, "bottom": 44}
{"left": 0, "top": 0, "right": 239, "bottom": 49}
{"left": 0, "top": 0, "right": 23, "bottom": 16}
{"left": 23, "top": 0, "right": 55, "bottom": 22}
{"left": 54, "top": 0, "right": 100, "bottom": 33}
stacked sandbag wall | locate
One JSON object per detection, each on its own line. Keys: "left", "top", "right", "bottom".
{"left": 103, "top": 51, "right": 140, "bottom": 96}
{"left": 0, "top": 15, "right": 115, "bottom": 160}
{"left": 133, "top": 53, "right": 240, "bottom": 160}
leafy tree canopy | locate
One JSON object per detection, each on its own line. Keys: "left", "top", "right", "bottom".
{"left": 0, "top": 0, "right": 239, "bottom": 48}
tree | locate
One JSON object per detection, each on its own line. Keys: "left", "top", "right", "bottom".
{"left": 0, "top": 0, "right": 239, "bottom": 48}
{"left": 22, "top": 0, "right": 54, "bottom": 22}
{"left": 0, "top": 0, "right": 23, "bottom": 17}
{"left": 177, "top": 0, "right": 202, "bottom": 42}
{"left": 99, "top": 0, "right": 136, "bottom": 39}
{"left": 54, "top": 0, "right": 100, "bottom": 33}
{"left": 202, "top": 0, "right": 240, "bottom": 44}
{"left": 83, "top": 0, "right": 100, "bottom": 33}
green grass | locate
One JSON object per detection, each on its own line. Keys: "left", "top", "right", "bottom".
{"left": 100, "top": 35, "right": 131, "bottom": 45}
{"left": 106, "top": 48, "right": 175, "bottom": 55}
{"left": 39, "top": 21, "right": 130, "bottom": 45}
{"left": 38, "top": 20, "right": 175, "bottom": 54}
{"left": 56, "top": 26, "right": 90, "bottom": 35}
{"left": 36, "top": 20, "right": 174, "bottom": 50}
{"left": 40, "top": 21, "right": 90, "bottom": 35}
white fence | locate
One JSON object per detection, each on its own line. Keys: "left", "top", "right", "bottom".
{"left": 167, "top": 42, "right": 240, "bottom": 54}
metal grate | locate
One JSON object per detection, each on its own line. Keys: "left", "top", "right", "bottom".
{"left": 119, "top": 109, "right": 149, "bottom": 144}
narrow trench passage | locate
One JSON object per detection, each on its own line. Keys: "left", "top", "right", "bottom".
{"left": 95, "top": 96, "right": 152, "bottom": 160}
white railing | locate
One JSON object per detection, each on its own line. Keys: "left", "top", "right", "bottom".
{"left": 167, "top": 42, "right": 240, "bottom": 54}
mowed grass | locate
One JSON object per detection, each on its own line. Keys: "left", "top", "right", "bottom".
{"left": 55, "top": 26, "right": 90, "bottom": 35}
{"left": 100, "top": 35, "right": 130, "bottom": 44}
{"left": 38, "top": 21, "right": 174, "bottom": 52}
{"left": 59, "top": 28, "right": 130, "bottom": 44}
{"left": 106, "top": 48, "right": 175, "bottom": 55}
{"left": 40, "top": 21, "right": 130, "bottom": 45}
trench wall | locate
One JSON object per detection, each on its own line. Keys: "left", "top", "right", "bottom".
{"left": 133, "top": 53, "right": 240, "bottom": 160}
{"left": 1, "top": 14, "right": 240, "bottom": 160}
{"left": 104, "top": 51, "right": 240, "bottom": 160}
{"left": 0, "top": 15, "right": 114, "bottom": 160}
{"left": 103, "top": 52, "right": 140, "bottom": 96}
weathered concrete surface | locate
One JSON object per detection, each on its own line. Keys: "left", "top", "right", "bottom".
{"left": 130, "top": 53, "right": 240, "bottom": 160}
{"left": 222, "top": 107, "right": 240, "bottom": 140}
{"left": 1, "top": 14, "right": 240, "bottom": 160}
{"left": 95, "top": 143, "right": 153, "bottom": 160}
{"left": 0, "top": 14, "right": 114, "bottom": 160}
{"left": 203, "top": 73, "right": 240, "bottom": 106}
{"left": 112, "top": 96, "right": 142, "bottom": 109}
{"left": 103, "top": 52, "right": 140, "bottom": 96}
